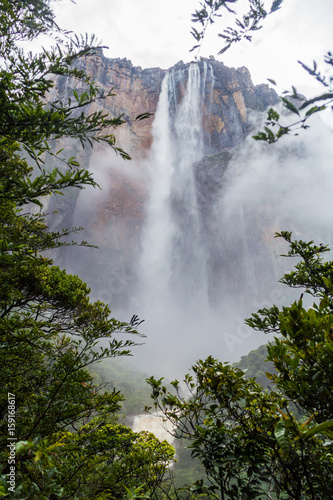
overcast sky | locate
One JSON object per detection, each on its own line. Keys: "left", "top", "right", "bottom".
{"left": 51, "top": 0, "right": 333, "bottom": 98}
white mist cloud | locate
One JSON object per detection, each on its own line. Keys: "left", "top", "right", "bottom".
{"left": 129, "top": 112, "right": 333, "bottom": 379}
{"left": 220, "top": 114, "right": 333, "bottom": 247}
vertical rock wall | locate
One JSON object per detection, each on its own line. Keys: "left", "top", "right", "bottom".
{"left": 49, "top": 51, "right": 279, "bottom": 306}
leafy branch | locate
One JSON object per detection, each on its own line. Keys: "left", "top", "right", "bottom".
{"left": 191, "top": 0, "right": 282, "bottom": 58}
{"left": 254, "top": 53, "right": 333, "bottom": 143}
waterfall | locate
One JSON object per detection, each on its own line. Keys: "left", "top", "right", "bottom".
{"left": 129, "top": 62, "right": 231, "bottom": 378}
{"left": 170, "top": 63, "right": 208, "bottom": 303}
{"left": 132, "top": 412, "right": 175, "bottom": 446}
{"left": 138, "top": 73, "right": 176, "bottom": 301}
{"left": 138, "top": 62, "right": 209, "bottom": 312}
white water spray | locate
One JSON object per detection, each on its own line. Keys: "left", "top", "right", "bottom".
{"left": 132, "top": 412, "right": 175, "bottom": 446}
{"left": 138, "top": 73, "right": 176, "bottom": 301}
{"left": 138, "top": 63, "right": 209, "bottom": 312}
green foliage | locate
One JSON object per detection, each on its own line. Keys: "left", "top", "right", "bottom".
{"left": 9, "top": 417, "right": 174, "bottom": 499}
{"left": 148, "top": 358, "right": 286, "bottom": 499}
{"left": 253, "top": 57, "right": 333, "bottom": 143}
{"left": 0, "top": 1, "right": 172, "bottom": 497}
{"left": 122, "top": 485, "right": 151, "bottom": 499}
{"left": 246, "top": 233, "right": 333, "bottom": 497}
{"left": 0, "top": 0, "right": 130, "bottom": 164}
{"left": 234, "top": 343, "right": 276, "bottom": 388}
{"left": 246, "top": 232, "right": 333, "bottom": 423}
{"left": 92, "top": 360, "right": 153, "bottom": 416}
{"left": 191, "top": 0, "right": 282, "bottom": 57}
{"left": 148, "top": 233, "right": 333, "bottom": 499}
{"left": 170, "top": 438, "right": 206, "bottom": 493}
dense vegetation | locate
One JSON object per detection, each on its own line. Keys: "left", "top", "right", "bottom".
{"left": 0, "top": 1, "right": 174, "bottom": 498}
{"left": 92, "top": 360, "right": 153, "bottom": 417}
{"left": 234, "top": 344, "right": 275, "bottom": 389}
{"left": 1, "top": 0, "right": 332, "bottom": 498}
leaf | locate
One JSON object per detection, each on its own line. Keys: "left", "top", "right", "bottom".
{"left": 190, "top": 44, "right": 200, "bottom": 52}
{"left": 281, "top": 97, "right": 300, "bottom": 115}
{"left": 289, "top": 355, "right": 299, "bottom": 369}
{"left": 270, "top": 0, "right": 283, "bottom": 13}
{"left": 305, "top": 105, "right": 327, "bottom": 118}
{"left": 299, "top": 93, "right": 333, "bottom": 110}
{"left": 303, "top": 420, "right": 333, "bottom": 440}
{"left": 274, "top": 420, "right": 290, "bottom": 454}
{"left": 263, "top": 126, "right": 277, "bottom": 143}
{"left": 135, "top": 112, "right": 154, "bottom": 121}
{"left": 267, "top": 107, "right": 280, "bottom": 121}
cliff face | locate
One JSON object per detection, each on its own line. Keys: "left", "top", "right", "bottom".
{"left": 52, "top": 52, "right": 163, "bottom": 159}
{"left": 50, "top": 51, "right": 279, "bottom": 305}
{"left": 52, "top": 51, "right": 277, "bottom": 157}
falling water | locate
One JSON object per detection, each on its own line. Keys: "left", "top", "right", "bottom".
{"left": 129, "top": 62, "right": 226, "bottom": 376}
{"left": 138, "top": 63, "right": 209, "bottom": 312}
{"left": 137, "top": 73, "right": 176, "bottom": 302}
{"left": 170, "top": 63, "right": 208, "bottom": 303}
{"left": 132, "top": 412, "right": 175, "bottom": 446}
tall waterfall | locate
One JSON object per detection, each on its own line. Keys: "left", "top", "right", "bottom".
{"left": 138, "top": 63, "right": 209, "bottom": 312}
{"left": 131, "top": 62, "right": 229, "bottom": 376}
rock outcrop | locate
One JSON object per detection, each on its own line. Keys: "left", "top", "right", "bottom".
{"left": 48, "top": 51, "right": 279, "bottom": 305}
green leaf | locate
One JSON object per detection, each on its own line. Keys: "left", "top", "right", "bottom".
{"left": 135, "top": 112, "right": 154, "bottom": 121}
{"left": 303, "top": 420, "right": 333, "bottom": 440}
{"left": 274, "top": 420, "right": 290, "bottom": 454}
{"left": 299, "top": 93, "right": 333, "bottom": 110}
{"left": 281, "top": 97, "right": 300, "bottom": 115}
{"left": 305, "top": 105, "right": 327, "bottom": 117}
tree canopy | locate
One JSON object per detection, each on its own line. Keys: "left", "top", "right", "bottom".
{"left": 0, "top": 1, "right": 174, "bottom": 497}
